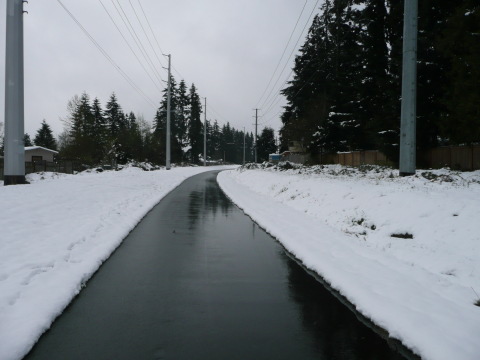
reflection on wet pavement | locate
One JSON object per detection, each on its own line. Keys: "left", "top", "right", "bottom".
{"left": 25, "top": 171, "right": 405, "bottom": 360}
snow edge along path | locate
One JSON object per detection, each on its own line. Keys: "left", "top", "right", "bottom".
{"left": 0, "top": 166, "right": 233, "bottom": 360}
{"left": 217, "top": 170, "right": 480, "bottom": 360}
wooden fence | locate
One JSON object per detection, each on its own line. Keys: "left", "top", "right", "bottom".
{"left": 0, "top": 160, "right": 82, "bottom": 180}
{"left": 423, "top": 145, "right": 480, "bottom": 171}
{"left": 310, "top": 145, "right": 480, "bottom": 171}
{"left": 316, "top": 150, "right": 393, "bottom": 167}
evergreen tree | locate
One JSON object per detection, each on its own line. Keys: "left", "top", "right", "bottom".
{"left": 281, "top": 1, "right": 364, "bottom": 155}
{"left": 105, "top": 93, "right": 124, "bottom": 139}
{"left": 68, "top": 93, "right": 96, "bottom": 163}
{"left": 153, "top": 76, "right": 184, "bottom": 164}
{"left": 187, "top": 84, "right": 203, "bottom": 163}
{"left": 357, "top": 0, "right": 390, "bottom": 151}
{"left": 438, "top": 2, "right": 480, "bottom": 144}
{"left": 104, "top": 93, "right": 128, "bottom": 163}
{"left": 415, "top": 0, "right": 457, "bottom": 154}
{"left": 257, "top": 127, "right": 277, "bottom": 162}
{"left": 208, "top": 119, "right": 222, "bottom": 160}
{"left": 34, "top": 120, "right": 57, "bottom": 150}
{"left": 281, "top": 10, "right": 331, "bottom": 155}
{"left": 91, "top": 98, "right": 108, "bottom": 163}
{"left": 23, "top": 133, "right": 33, "bottom": 147}
{"left": 152, "top": 105, "right": 166, "bottom": 165}
{"left": 245, "top": 132, "right": 255, "bottom": 163}
{"left": 176, "top": 79, "right": 190, "bottom": 161}
{"left": 319, "top": 0, "right": 364, "bottom": 152}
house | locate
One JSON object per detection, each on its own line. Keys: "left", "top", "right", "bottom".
{"left": 24, "top": 146, "right": 58, "bottom": 163}
{"left": 288, "top": 141, "right": 306, "bottom": 153}
{"left": 281, "top": 141, "right": 311, "bottom": 164}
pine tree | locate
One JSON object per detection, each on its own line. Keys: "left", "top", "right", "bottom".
{"left": 357, "top": 0, "right": 390, "bottom": 151}
{"left": 24, "top": 133, "right": 33, "bottom": 147}
{"left": 153, "top": 76, "right": 184, "bottom": 164}
{"left": 187, "top": 83, "right": 203, "bottom": 163}
{"left": 118, "top": 112, "right": 143, "bottom": 162}
{"left": 438, "top": 2, "right": 480, "bottom": 144}
{"left": 257, "top": 127, "right": 277, "bottom": 162}
{"left": 281, "top": 1, "right": 364, "bottom": 155}
{"left": 105, "top": 93, "right": 124, "bottom": 139}
{"left": 104, "top": 93, "right": 128, "bottom": 163}
{"left": 34, "top": 120, "right": 57, "bottom": 150}
{"left": 415, "top": 0, "right": 457, "bottom": 154}
{"left": 281, "top": 11, "right": 331, "bottom": 155}
{"left": 176, "top": 80, "right": 190, "bottom": 161}
{"left": 208, "top": 119, "right": 222, "bottom": 160}
{"left": 91, "top": 98, "right": 108, "bottom": 163}
{"left": 320, "top": 0, "right": 363, "bottom": 152}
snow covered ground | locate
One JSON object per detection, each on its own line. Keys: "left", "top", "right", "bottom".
{"left": 2, "top": 163, "right": 479, "bottom": 360}
{"left": 0, "top": 165, "right": 232, "bottom": 360}
{"left": 217, "top": 163, "right": 480, "bottom": 360}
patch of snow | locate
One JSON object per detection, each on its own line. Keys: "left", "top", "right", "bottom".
{"left": 0, "top": 165, "right": 234, "bottom": 360}
{"left": 217, "top": 164, "right": 480, "bottom": 360}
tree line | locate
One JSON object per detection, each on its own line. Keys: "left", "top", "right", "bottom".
{"left": 0, "top": 120, "right": 58, "bottom": 154}
{"left": 58, "top": 80, "right": 256, "bottom": 166}
{"left": 0, "top": 75, "right": 280, "bottom": 165}
{"left": 279, "top": 0, "right": 479, "bottom": 164}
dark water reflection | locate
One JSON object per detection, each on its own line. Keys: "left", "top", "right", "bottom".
{"left": 25, "top": 171, "right": 406, "bottom": 360}
{"left": 188, "top": 176, "right": 232, "bottom": 229}
{"left": 284, "top": 252, "right": 403, "bottom": 359}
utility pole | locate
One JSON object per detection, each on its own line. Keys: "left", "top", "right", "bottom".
{"left": 243, "top": 127, "right": 246, "bottom": 165}
{"left": 204, "top": 97, "right": 207, "bottom": 166}
{"left": 254, "top": 109, "right": 259, "bottom": 163}
{"left": 165, "top": 54, "right": 171, "bottom": 170}
{"left": 399, "top": 0, "right": 418, "bottom": 176}
{"left": 4, "top": 0, "right": 26, "bottom": 185}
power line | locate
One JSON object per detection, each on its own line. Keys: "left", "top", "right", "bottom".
{"left": 136, "top": 0, "right": 184, "bottom": 80}
{"left": 261, "top": 69, "right": 293, "bottom": 116}
{"left": 128, "top": 0, "right": 165, "bottom": 70}
{"left": 258, "top": 0, "right": 320, "bottom": 111}
{"left": 255, "top": 0, "right": 308, "bottom": 108}
{"left": 99, "top": 0, "right": 163, "bottom": 94}
{"left": 56, "top": 0, "right": 157, "bottom": 108}
{"left": 208, "top": 103, "right": 229, "bottom": 124}
{"left": 263, "top": 66, "right": 325, "bottom": 130}
{"left": 111, "top": 0, "right": 165, "bottom": 84}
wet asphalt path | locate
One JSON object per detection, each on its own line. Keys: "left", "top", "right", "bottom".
{"left": 25, "top": 171, "right": 405, "bottom": 360}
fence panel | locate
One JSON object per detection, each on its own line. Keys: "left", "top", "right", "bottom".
{"left": 1, "top": 160, "right": 81, "bottom": 180}
{"left": 428, "top": 146, "right": 480, "bottom": 171}
{"left": 474, "top": 147, "right": 480, "bottom": 170}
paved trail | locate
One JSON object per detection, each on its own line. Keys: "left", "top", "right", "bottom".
{"left": 25, "top": 171, "right": 404, "bottom": 360}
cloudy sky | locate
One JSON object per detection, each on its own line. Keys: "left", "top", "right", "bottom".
{"left": 1, "top": 0, "right": 321, "bottom": 139}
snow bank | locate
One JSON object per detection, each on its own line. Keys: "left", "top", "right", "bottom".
{"left": 0, "top": 166, "right": 231, "bottom": 360}
{"left": 218, "top": 164, "right": 480, "bottom": 360}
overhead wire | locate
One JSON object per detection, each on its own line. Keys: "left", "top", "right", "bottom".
{"left": 255, "top": 0, "right": 308, "bottom": 108}
{"left": 258, "top": 0, "right": 320, "bottom": 114}
{"left": 134, "top": 0, "right": 231, "bottom": 127}
{"left": 56, "top": 0, "right": 157, "bottom": 108}
{"left": 208, "top": 104, "right": 230, "bottom": 125}
{"left": 136, "top": 0, "right": 184, "bottom": 80}
{"left": 111, "top": 0, "right": 165, "bottom": 84}
{"left": 127, "top": 0, "right": 165, "bottom": 70}
{"left": 99, "top": 0, "right": 163, "bottom": 95}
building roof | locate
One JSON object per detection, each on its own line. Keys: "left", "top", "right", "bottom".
{"left": 24, "top": 146, "right": 59, "bottom": 154}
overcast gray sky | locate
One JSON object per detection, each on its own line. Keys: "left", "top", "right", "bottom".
{"left": 1, "top": 0, "right": 320, "bottom": 139}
